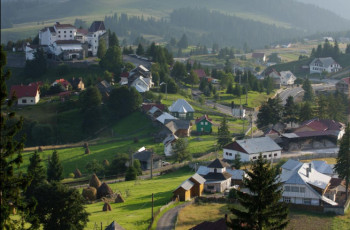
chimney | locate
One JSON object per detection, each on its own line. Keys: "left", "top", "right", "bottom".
{"left": 309, "top": 163, "right": 312, "bottom": 173}
{"left": 306, "top": 168, "right": 309, "bottom": 178}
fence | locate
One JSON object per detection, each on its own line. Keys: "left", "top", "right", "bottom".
{"left": 324, "top": 197, "right": 350, "bottom": 215}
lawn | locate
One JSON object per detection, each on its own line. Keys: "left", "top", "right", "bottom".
{"left": 176, "top": 203, "right": 350, "bottom": 230}
{"left": 84, "top": 167, "right": 194, "bottom": 230}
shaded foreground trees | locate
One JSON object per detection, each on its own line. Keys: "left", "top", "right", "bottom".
{"left": 229, "top": 154, "right": 289, "bottom": 230}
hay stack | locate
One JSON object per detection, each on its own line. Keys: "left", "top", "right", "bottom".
{"left": 103, "top": 159, "right": 110, "bottom": 167}
{"left": 97, "top": 182, "right": 113, "bottom": 199}
{"left": 85, "top": 147, "right": 90, "bottom": 154}
{"left": 82, "top": 187, "right": 97, "bottom": 201}
{"left": 83, "top": 142, "right": 89, "bottom": 148}
{"left": 102, "top": 202, "right": 112, "bottom": 211}
{"left": 74, "top": 168, "right": 82, "bottom": 178}
{"left": 89, "top": 174, "right": 101, "bottom": 189}
{"left": 114, "top": 194, "right": 125, "bottom": 203}
{"left": 38, "top": 146, "right": 43, "bottom": 152}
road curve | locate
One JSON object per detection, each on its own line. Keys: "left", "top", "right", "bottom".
{"left": 156, "top": 202, "right": 193, "bottom": 230}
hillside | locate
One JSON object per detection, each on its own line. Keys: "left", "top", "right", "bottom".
{"left": 296, "top": 0, "right": 350, "bottom": 20}
{"left": 2, "top": 0, "right": 350, "bottom": 46}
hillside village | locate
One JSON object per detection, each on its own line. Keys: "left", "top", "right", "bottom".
{"left": 2, "top": 12, "right": 350, "bottom": 230}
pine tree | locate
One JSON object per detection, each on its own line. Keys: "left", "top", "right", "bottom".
{"left": 217, "top": 117, "right": 231, "bottom": 148}
{"left": 97, "top": 39, "right": 107, "bottom": 58}
{"left": 109, "top": 32, "right": 119, "bottom": 47}
{"left": 27, "top": 151, "right": 46, "bottom": 192}
{"left": 136, "top": 43, "right": 144, "bottom": 56}
{"left": 229, "top": 154, "right": 289, "bottom": 230}
{"left": 302, "top": 78, "right": 314, "bottom": 102}
{"left": 125, "top": 166, "right": 137, "bottom": 181}
{"left": 173, "top": 138, "right": 191, "bottom": 162}
{"left": 233, "top": 154, "right": 241, "bottom": 169}
{"left": 47, "top": 150, "right": 63, "bottom": 182}
{"left": 299, "top": 102, "right": 313, "bottom": 122}
{"left": 283, "top": 96, "right": 298, "bottom": 125}
{"left": 334, "top": 123, "right": 350, "bottom": 200}
{"left": 0, "top": 45, "right": 30, "bottom": 229}
{"left": 133, "top": 159, "right": 142, "bottom": 176}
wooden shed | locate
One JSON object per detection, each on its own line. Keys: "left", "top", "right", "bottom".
{"left": 173, "top": 180, "right": 194, "bottom": 201}
{"left": 189, "top": 173, "right": 206, "bottom": 197}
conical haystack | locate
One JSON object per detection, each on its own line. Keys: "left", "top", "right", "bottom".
{"left": 83, "top": 142, "right": 89, "bottom": 148}
{"left": 82, "top": 186, "right": 97, "bottom": 201}
{"left": 114, "top": 194, "right": 125, "bottom": 203}
{"left": 97, "top": 182, "right": 113, "bottom": 199}
{"left": 103, "top": 159, "right": 110, "bottom": 167}
{"left": 85, "top": 147, "right": 90, "bottom": 154}
{"left": 89, "top": 174, "right": 101, "bottom": 189}
{"left": 74, "top": 168, "right": 82, "bottom": 178}
{"left": 38, "top": 146, "right": 43, "bottom": 152}
{"left": 102, "top": 202, "right": 112, "bottom": 211}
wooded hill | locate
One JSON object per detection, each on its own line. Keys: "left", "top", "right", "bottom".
{"left": 2, "top": 0, "right": 350, "bottom": 47}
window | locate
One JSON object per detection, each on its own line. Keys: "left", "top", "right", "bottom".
{"left": 284, "top": 186, "right": 290, "bottom": 192}
{"left": 58, "top": 35, "right": 61, "bottom": 38}
{"left": 300, "top": 187, "right": 305, "bottom": 193}
{"left": 64, "top": 31, "right": 66, "bottom": 33}
{"left": 291, "top": 186, "right": 299, "bottom": 192}
{"left": 269, "top": 154, "right": 272, "bottom": 157}
{"left": 64, "top": 35, "right": 66, "bottom": 38}
{"left": 226, "top": 152, "right": 228, "bottom": 155}
{"left": 229, "top": 153, "right": 232, "bottom": 156}
{"left": 252, "top": 157, "right": 257, "bottom": 160}
{"left": 22, "top": 99, "right": 27, "bottom": 103}
{"left": 201, "top": 122, "right": 204, "bottom": 125}
{"left": 303, "top": 198, "right": 311, "bottom": 205}
{"left": 70, "top": 35, "right": 72, "bottom": 38}
{"left": 274, "top": 153, "right": 277, "bottom": 156}
{"left": 283, "top": 197, "right": 291, "bottom": 203}
{"left": 59, "top": 31, "right": 61, "bottom": 33}
{"left": 70, "top": 31, "right": 72, "bottom": 33}
{"left": 31, "top": 100, "right": 33, "bottom": 102}
{"left": 263, "top": 155, "right": 267, "bottom": 158}
{"left": 205, "top": 122, "right": 208, "bottom": 125}
{"left": 94, "top": 34, "right": 96, "bottom": 37}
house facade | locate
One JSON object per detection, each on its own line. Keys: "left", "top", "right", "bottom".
{"left": 336, "top": 77, "right": 350, "bottom": 97}
{"left": 203, "top": 159, "right": 232, "bottom": 193}
{"left": 195, "top": 115, "right": 212, "bottom": 133}
{"left": 10, "top": 85, "right": 40, "bottom": 105}
{"left": 173, "top": 173, "right": 206, "bottom": 201}
{"left": 132, "top": 148, "right": 162, "bottom": 170}
{"left": 223, "top": 137, "right": 282, "bottom": 162}
{"left": 309, "top": 57, "right": 342, "bottom": 74}
{"left": 280, "top": 71, "right": 296, "bottom": 86}
{"left": 169, "top": 99, "right": 195, "bottom": 120}
{"left": 252, "top": 53, "right": 266, "bottom": 62}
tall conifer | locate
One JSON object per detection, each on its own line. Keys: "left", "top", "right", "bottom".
{"left": 47, "top": 150, "right": 63, "bottom": 182}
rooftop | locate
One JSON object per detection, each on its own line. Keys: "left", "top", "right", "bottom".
{"left": 169, "top": 99, "right": 195, "bottom": 113}
{"left": 224, "top": 136, "right": 281, "bottom": 154}
{"left": 10, "top": 85, "right": 39, "bottom": 98}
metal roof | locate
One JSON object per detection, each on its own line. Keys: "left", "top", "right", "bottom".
{"left": 191, "top": 173, "right": 206, "bottom": 184}
{"left": 233, "top": 136, "right": 282, "bottom": 154}
{"left": 156, "top": 112, "right": 177, "bottom": 124}
{"left": 169, "top": 99, "right": 195, "bottom": 113}
{"left": 207, "top": 158, "right": 229, "bottom": 168}
{"left": 281, "top": 159, "right": 302, "bottom": 171}
{"left": 311, "top": 161, "right": 334, "bottom": 175}
{"left": 175, "top": 179, "right": 194, "bottom": 191}
{"left": 310, "top": 57, "right": 338, "bottom": 68}
{"left": 226, "top": 169, "right": 245, "bottom": 180}
{"left": 197, "top": 166, "right": 209, "bottom": 175}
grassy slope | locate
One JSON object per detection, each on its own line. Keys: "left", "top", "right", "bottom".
{"left": 84, "top": 167, "right": 193, "bottom": 230}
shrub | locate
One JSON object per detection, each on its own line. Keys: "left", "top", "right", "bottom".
{"left": 69, "top": 173, "right": 75, "bottom": 178}
{"left": 85, "top": 147, "right": 90, "bottom": 154}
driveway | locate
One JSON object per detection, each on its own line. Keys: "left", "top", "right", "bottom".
{"left": 156, "top": 201, "right": 193, "bottom": 230}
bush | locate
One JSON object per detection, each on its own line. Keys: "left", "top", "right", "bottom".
{"left": 228, "top": 189, "right": 238, "bottom": 199}
{"left": 69, "top": 173, "right": 75, "bottom": 178}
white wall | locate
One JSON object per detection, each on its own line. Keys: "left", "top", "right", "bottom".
{"left": 164, "top": 143, "right": 173, "bottom": 156}
{"left": 17, "top": 94, "right": 39, "bottom": 105}
{"left": 223, "top": 149, "right": 281, "bottom": 162}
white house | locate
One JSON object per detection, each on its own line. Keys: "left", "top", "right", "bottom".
{"left": 130, "top": 76, "right": 153, "bottom": 93}
{"left": 156, "top": 112, "right": 177, "bottom": 124}
{"left": 223, "top": 136, "right": 282, "bottom": 162}
{"left": 163, "top": 134, "right": 178, "bottom": 156}
{"left": 202, "top": 159, "right": 232, "bottom": 193}
{"left": 50, "top": 40, "right": 83, "bottom": 59}
{"left": 279, "top": 160, "right": 338, "bottom": 206}
{"left": 309, "top": 57, "right": 342, "bottom": 74}
{"left": 10, "top": 84, "right": 40, "bottom": 105}
{"left": 279, "top": 71, "right": 296, "bottom": 86}
{"left": 232, "top": 107, "right": 246, "bottom": 118}
{"left": 39, "top": 23, "right": 77, "bottom": 46}
{"left": 25, "top": 44, "right": 38, "bottom": 60}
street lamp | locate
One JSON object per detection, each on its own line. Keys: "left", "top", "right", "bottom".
{"left": 160, "top": 82, "right": 167, "bottom": 99}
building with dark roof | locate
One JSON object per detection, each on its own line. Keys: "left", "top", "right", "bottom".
{"left": 133, "top": 149, "right": 162, "bottom": 170}
{"left": 164, "top": 119, "right": 191, "bottom": 137}
{"left": 89, "top": 21, "right": 106, "bottom": 33}
{"left": 10, "top": 84, "right": 40, "bottom": 105}
{"left": 203, "top": 159, "right": 232, "bottom": 193}
{"left": 336, "top": 77, "right": 350, "bottom": 97}
{"left": 189, "top": 217, "right": 227, "bottom": 230}
{"left": 173, "top": 173, "right": 206, "bottom": 201}
{"left": 168, "top": 99, "right": 195, "bottom": 120}
{"left": 223, "top": 137, "right": 282, "bottom": 162}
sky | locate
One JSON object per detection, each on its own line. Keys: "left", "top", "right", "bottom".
{"left": 296, "top": 0, "right": 350, "bottom": 20}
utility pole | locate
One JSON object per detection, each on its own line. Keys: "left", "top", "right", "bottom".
{"left": 249, "top": 113, "right": 253, "bottom": 138}
{"left": 150, "top": 153, "right": 153, "bottom": 179}
{"left": 151, "top": 193, "right": 154, "bottom": 223}
{"left": 239, "top": 74, "right": 242, "bottom": 119}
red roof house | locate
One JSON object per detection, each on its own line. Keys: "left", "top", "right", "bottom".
{"left": 10, "top": 85, "right": 40, "bottom": 105}
{"left": 52, "top": 79, "right": 71, "bottom": 91}
{"left": 193, "top": 69, "right": 207, "bottom": 79}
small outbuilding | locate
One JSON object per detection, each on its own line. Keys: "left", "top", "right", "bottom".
{"left": 173, "top": 180, "right": 194, "bottom": 201}
{"left": 189, "top": 173, "right": 206, "bottom": 197}
{"left": 195, "top": 115, "right": 213, "bottom": 133}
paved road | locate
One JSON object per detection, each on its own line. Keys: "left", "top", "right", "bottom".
{"left": 282, "top": 147, "right": 339, "bottom": 158}
{"left": 278, "top": 87, "right": 304, "bottom": 104}
{"left": 156, "top": 202, "right": 193, "bottom": 230}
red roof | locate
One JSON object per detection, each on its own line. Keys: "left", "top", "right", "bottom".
{"left": 55, "top": 40, "right": 81, "bottom": 45}
{"left": 141, "top": 103, "right": 166, "bottom": 112}
{"left": 77, "top": 29, "right": 88, "bottom": 35}
{"left": 298, "top": 118, "right": 343, "bottom": 132}
{"left": 28, "top": 81, "right": 43, "bottom": 87}
{"left": 195, "top": 115, "right": 213, "bottom": 124}
{"left": 10, "top": 85, "right": 39, "bottom": 98}
{"left": 193, "top": 69, "right": 207, "bottom": 79}
{"left": 340, "top": 77, "right": 350, "bottom": 85}
{"left": 54, "top": 79, "right": 71, "bottom": 88}
{"left": 223, "top": 141, "right": 248, "bottom": 154}
{"left": 252, "top": 52, "right": 265, "bottom": 58}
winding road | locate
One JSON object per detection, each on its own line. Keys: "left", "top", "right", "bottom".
{"left": 156, "top": 202, "right": 193, "bottom": 230}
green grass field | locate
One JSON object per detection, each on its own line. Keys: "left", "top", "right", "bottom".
{"left": 84, "top": 167, "right": 194, "bottom": 230}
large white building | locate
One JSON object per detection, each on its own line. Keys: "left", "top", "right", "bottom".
{"left": 309, "top": 57, "right": 342, "bottom": 74}
{"left": 36, "top": 21, "right": 107, "bottom": 60}
{"left": 223, "top": 136, "right": 282, "bottom": 162}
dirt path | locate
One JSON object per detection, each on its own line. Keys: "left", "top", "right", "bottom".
{"left": 156, "top": 201, "right": 193, "bottom": 230}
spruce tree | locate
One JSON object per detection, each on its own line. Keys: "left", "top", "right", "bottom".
{"left": 97, "top": 39, "right": 107, "bottom": 58}
{"left": 173, "top": 138, "right": 191, "bottom": 162}
{"left": 302, "top": 78, "right": 314, "bottom": 102}
{"left": 233, "top": 154, "right": 242, "bottom": 169}
{"left": 27, "top": 151, "right": 46, "bottom": 192}
{"left": 334, "top": 123, "right": 350, "bottom": 200}
{"left": 47, "top": 150, "right": 63, "bottom": 182}
{"left": 0, "top": 45, "right": 30, "bottom": 229}
{"left": 217, "top": 117, "right": 231, "bottom": 148}
{"left": 299, "top": 102, "right": 313, "bottom": 122}
{"left": 229, "top": 154, "right": 289, "bottom": 230}
{"left": 125, "top": 166, "right": 137, "bottom": 181}
{"left": 136, "top": 43, "right": 144, "bottom": 56}
{"left": 283, "top": 96, "right": 298, "bottom": 125}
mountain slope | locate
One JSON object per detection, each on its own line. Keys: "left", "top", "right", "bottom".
{"left": 296, "top": 0, "right": 350, "bottom": 20}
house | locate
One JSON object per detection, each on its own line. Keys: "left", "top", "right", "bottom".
{"left": 264, "top": 68, "right": 281, "bottom": 88}
{"left": 279, "top": 71, "right": 296, "bottom": 86}
{"left": 223, "top": 137, "right": 282, "bottom": 162}
{"left": 173, "top": 179, "right": 194, "bottom": 201}
{"left": 193, "top": 69, "right": 207, "bottom": 80}
{"left": 203, "top": 159, "right": 232, "bottom": 193}
{"left": 232, "top": 107, "right": 246, "bottom": 118}
{"left": 280, "top": 160, "right": 338, "bottom": 207}
{"left": 25, "top": 44, "right": 38, "bottom": 60}
{"left": 96, "top": 80, "right": 113, "bottom": 98}
{"left": 10, "top": 84, "right": 40, "bottom": 105}
{"left": 195, "top": 115, "right": 213, "bottom": 133}
{"left": 50, "top": 40, "right": 85, "bottom": 60}
{"left": 156, "top": 112, "right": 177, "bottom": 124}
{"left": 309, "top": 57, "right": 342, "bottom": 74}
{"left": 164, "top": 119, "right": 192, "bottom": 137}
{"left": 119, "top": 72, "right": 129, "bottom": 85}
{"left": 336, "top": 77, "right": 350, "bottom": 96}
{"left": 132, "top": 148, "right": 162, "bottom": 170}
{"left": 189, "top": 217, "right": 227, "bottom": 230}
{"left": 173, "top": 173, "right": 206, "bottom": 201}
{"left": 226, "top": 169, "right": 246, "bottom": 187}
{"left": 189, "top": 173, "right": 206, "bottom": 197}
{"left": 168, "top": 99, "right": 195, "bottom": 120}
{"left": 130, "top": 76, "right": 153, "bottom": 93}
{"left": 52, "top": 79, "right": 71, "bottom": 91}
{"left": 252, "top": 53, "right": 266, "bottom": 62}
{"left": 105, "top": 221, "right": 125, "bottom": 230}
{"left": 294, "top": 118, "right": 345, "bottom": 140}
{"left": 163, "top": 134, "right": 178, "bottom": 156}
{"left": 69, "top": 77, "right": 84, "bottom": 90}
{"left": 141, "top": 103, "right": 166, "bottom": 113}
